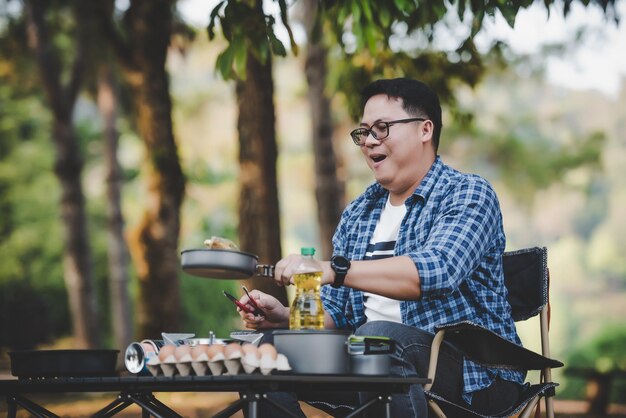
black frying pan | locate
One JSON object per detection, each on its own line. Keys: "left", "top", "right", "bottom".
{"left": 10, "top": 349, "right": 119, "bottom": 378}
{"left": 180, "top": 248, "right": 275, "bottom": 279}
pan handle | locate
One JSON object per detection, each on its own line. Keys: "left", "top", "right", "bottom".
{"left": 256, "top": 264, "right": 275, "bottom": 277}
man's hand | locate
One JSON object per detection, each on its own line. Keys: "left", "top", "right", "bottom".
{"left": 239, "top": 289, "right": 289, "bottom": 330}
{"left": 273, "top": 254, "right": 334, "bottom": 287}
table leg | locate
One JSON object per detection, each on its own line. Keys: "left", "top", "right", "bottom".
{"left": 6, "top": 395, "right": 17, "bottom": 418}
{"left": 93, "top": 394, "right": 132, "bottom": 418}
{"left": 261, "top": 393, "right": 307, "bottom": 418}
{"left": 248, "top": 393, "right": 258, "bottom": 418}
{"left": 382, "top": 395, "right": 392, "bottom": 418}
{"left": 148, "top": 394, "right": 183, "bottom": 418}
{"left": 213, "top": 397, "right": 246, "bottom": 418}
{"left": 344, "top": 394, "right": 394, "bottom": 418}
{"left": 129, "top": 393, "right": 174, "bottom": 418}
{"left": 9, "top": 394, "right": 59, "bottom": 418}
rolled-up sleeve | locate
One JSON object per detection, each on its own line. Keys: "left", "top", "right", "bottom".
{"left": 410, "top": 176, "right": 502, "bottom": 298}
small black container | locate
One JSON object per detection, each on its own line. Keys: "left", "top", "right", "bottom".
{"left": 348, "top": 336, "right": 395, "bottom": 375}
{"left": 9, "top": 349, "right": 119, "bottom": 378}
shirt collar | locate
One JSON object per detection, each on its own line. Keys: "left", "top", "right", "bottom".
{"left": 364, "top": 156, "right": 444, "bottom": 205}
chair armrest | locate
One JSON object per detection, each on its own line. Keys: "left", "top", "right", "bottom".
{"left": 435, "top": 321, "right": 563, "bottom": 370}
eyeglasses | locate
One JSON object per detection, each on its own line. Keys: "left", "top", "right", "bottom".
{"left": 349, "top": 118, "right": 426, "bottom": 146}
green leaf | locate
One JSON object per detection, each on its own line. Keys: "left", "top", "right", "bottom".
{"left": 470, "top": 8, "right": 485, "bottom": 37}
{"left": 277, "top": 0, "right": 299, "bottom": 55}
{"left": 457, "top": 0, "right": 467, "bottom": 21}
{"left": 364, "top": 25, "right": 377, "bottom": 54}
{"left": 233, "top": 38, "right": 248, "bottom": 80}
{"left": 207, "top": 0, "right": 226, "bottom": 40}
{"left": 499, "top": 4, "right": 518, "bottom": 28}
{"left": 394, "top": 0, "right": 408, "bottom": 10}
{"left": 268, "top": 31, "right": 287, "bottom": 57}
{"left": 352, "top": 2, "right": 361, "bottom": 23}
{"left": 379, "top": 7, "right": 391, "bottom": 28}
{"left": 257, "top": 41, "right": 269, "bottom": 65}
{"left": 215, "top": 44, "right": 235, "bottom": 80}
{"left": 337, "top": 3, "right": 349, "bottom": 24}
{"left": 360, "top": 0, "right": 374, "bottom": 22}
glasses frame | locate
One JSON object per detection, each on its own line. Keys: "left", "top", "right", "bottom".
{"left": 350, "top": 117, "right": 427, "bottom": 146}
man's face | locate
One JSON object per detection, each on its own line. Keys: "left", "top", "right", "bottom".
{"left": 359, "top": 94, "right": 434, "bottom": 200}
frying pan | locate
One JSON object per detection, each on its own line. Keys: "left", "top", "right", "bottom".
{"left": 9, "top": 349, "right": 119, "bottom": 378}
{"left": 180, "top": 248, "right": 274, "bottom": 280}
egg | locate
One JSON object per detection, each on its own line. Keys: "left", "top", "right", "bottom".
{"left": 158, "top": 345, "right": 176, "bottom": 362}
{"left": 275, "top": 353, "right": 291, "bottom": 371}
{"left": 158, "top": 345, "right": 178, "bottom": 377}
{"left": 175, "top": 345, "right": 192, "bottom": 362}
{"left": 207, "top": 344, "right": 226, "bottom": 376}
{"left": 241, "top": 343, "right": 259, "bottom": 358}
{"left": 240, "top": 343, "right": 260, "bottom": 374}
{"left": 191, "top": 344, "right": 209, "bottom": 361}
{"left": 224, "top": 343, "right": 243, "bottom": 375}
{"left": 258, "top": 343, "right": 277, "bottom": 360}
{"left": 207, "top": 344, "right": 225, "bottom": 361}
{"left": 174, "top": 345, "right": 193, "bottom": 376}
{"left": 224, "top": 342, "right": 243, "bottom": 360}
{"left": 257, "top": 343, "right": 277, "bottom": 375}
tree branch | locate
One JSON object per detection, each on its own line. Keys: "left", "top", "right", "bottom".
{"left": 94, "top": 0, "right": 135, "bottom": 72}
{"left": 24, "top": 0, "right": 67, "bottom": 120}
{"left": 65, "top": 0, "right": 90, "bottom": 108}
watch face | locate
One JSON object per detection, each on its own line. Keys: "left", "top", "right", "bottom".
{"left": 333, "top": 256, "right": 350, "bottom": 268}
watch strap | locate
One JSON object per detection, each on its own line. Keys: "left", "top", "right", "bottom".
{"left": 331, "top": 256, "right": 350, "bottom": 288}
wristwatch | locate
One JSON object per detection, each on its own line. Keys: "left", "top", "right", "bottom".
{"left": 330, "top": 255, "right": 351, "bottom": 288}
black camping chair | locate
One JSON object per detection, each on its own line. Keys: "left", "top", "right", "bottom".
{"left": 424, "top": 247, "right": 564, "bottom": 418}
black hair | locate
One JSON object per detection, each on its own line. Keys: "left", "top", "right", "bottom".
{"left": 361, "top": 78, "right": 443, "bottom": 151}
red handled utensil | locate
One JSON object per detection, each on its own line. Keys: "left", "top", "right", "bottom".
{"left": 223, "top": 290, "right": 263, "bottom": 316}
{"left": 241, "top": 285, "right": 263, "bottom": 316}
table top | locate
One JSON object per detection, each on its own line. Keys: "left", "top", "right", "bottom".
{"left": 0, "top": 374, "right": 429, "bottom": 395}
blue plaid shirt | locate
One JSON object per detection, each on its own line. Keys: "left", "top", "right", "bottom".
{"left": 321, "top": 157, "right": 525, "bottom": 401}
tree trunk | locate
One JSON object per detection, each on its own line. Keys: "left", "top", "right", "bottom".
{"left": 236, "top": 50, "right": 288, "bottom": 306}
{"left": 24, "top": 0, "right": 101, "bottom": 348}
{"left": 119, "top": 0, "right": 185, "bottom": 339}
{"left": 302, "top": 0, "right": 345, "bottom": 259}
{"left": 97, "top": 63, "right": 134, "bottom": 352}
{"left": 53, "top": 120, "right": 102, "bottom": 348}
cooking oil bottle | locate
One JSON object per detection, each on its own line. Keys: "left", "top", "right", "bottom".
{"left": 289, "top": 247, "right": 325, "bottom": 330}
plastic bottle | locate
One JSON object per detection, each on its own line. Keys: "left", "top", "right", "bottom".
{"left": 289, "top": 247, "right": 325, "bottom": 330}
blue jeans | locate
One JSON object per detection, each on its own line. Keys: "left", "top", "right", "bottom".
{"left": 248, "top": 321, "right": 520, "bottom": 417}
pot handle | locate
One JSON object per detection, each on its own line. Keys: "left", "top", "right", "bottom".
{"left": 348, "top": 336, "right": 396, "bottom": 355}
{"left": 256, "top": 264, "right": 275, "bottom": 278}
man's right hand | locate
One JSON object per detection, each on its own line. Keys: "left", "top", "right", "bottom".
{"left": 239, "top": 289, "right": 289, "bottom": 330}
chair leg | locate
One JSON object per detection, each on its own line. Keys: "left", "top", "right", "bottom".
{"left": 425, "top": 330, "right": 446, "bottom": 391}
{"left": 427, "top": 399, "right": 447, "bottom": 418}
{"left": 545, "top": 394, "right": 555, "bottom": 418}
{"left": 518, "top": 396, "right": 540, "bottom": 418}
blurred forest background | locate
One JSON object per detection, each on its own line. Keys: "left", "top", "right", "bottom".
{"left": 0, "top": 0, "right": 625, "bottom": 407}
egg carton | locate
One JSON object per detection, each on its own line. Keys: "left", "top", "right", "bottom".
{"left": 147, "top": 342, "right": 291, "bottom": 377}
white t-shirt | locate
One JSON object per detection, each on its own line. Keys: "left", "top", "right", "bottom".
{"left": 363, "top": 197, "right": 406, "bottom": 323}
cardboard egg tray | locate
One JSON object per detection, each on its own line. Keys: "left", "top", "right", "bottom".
{"left": 147, "top": 342, "right": 291, "bottom": 377}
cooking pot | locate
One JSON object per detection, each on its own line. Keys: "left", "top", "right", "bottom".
{"left": 181, "top": 248, "right": 274, "bottom": 279}
{"left": 273, "top": 329, "right": 351, "bottom": 374}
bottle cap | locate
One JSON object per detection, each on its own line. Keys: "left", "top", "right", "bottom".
{"left": 300, "top": 247, "right": 316, "bottom": 256}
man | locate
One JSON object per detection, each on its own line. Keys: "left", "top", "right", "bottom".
{"left": 239, "top": 78, "right": 525, "bottom": 417}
